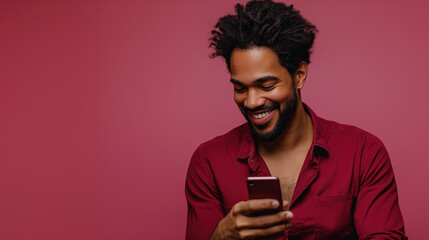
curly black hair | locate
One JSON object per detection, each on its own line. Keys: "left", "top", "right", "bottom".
{"left": 210, "top": 0, "right": 318, "bottom": 75}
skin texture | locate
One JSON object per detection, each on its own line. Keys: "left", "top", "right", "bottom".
{"left": 210, "top": 47, "right": 313, "bottom": 239}
{"left": 230, "top": 47, "right": 298, "bottom": 140}
{"left": 229, "top": 47, "right": 312, "bottom": 156}
{"left": 210, "top": 200, "right": 293, "bottom": 240}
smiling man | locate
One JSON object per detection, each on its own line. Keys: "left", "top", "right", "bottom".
{"left": 230, "top": 47, "right": 303, "bottom": 144}
{"left": 185, "top": 1, "right": 406, "bottom": 239}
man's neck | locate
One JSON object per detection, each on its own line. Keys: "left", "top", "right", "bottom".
{"left": 256, "top": 103, "right": 313, "bottom": 157}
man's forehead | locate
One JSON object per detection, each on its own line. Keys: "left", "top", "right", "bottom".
{"left": 230, "top": 47, "right": 287, "bottom": 82}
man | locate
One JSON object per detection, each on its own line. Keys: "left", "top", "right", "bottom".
{"left": 185, "top": 0, "right": 407, "bottom": 239}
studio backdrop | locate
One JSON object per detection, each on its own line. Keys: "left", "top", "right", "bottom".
{"left": 1, "top": 0, "right": 428, "bottom": 239}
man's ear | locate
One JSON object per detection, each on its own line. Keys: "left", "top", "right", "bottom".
{"left": 295, "top": 61, "right": 308, "bottom": 90}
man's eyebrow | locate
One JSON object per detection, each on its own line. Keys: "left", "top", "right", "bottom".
{"left": 230, "top": 78, "right": 242, "bottom": 84}
{"left": 254, "top": 76, "right": 279, "bottom": 83}
{"left": 230, "top": 76, "right": 279, "bottom": 84}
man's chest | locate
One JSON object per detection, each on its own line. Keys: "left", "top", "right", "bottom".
{"left": 278, "top": 176, "right": 297, "bottom": 204}
{"left": 263, "top": 153, "right": 307, "bottom": 204}
{"left": 213, "top": 151, "right": 360, "bottom": 239}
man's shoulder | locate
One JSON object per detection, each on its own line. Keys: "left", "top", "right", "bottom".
{"left": 197, "top": 123, "right": 248, "bottom": 152}
{"left": 319, "top": 116, "right": 368, "bottom": 135}
{"left": 316, "top": 115, "right": 384, "bottom": 149}
{"left": 191, "top": 123, "right": 251, "bottom": 163}
{"left": 187, "top": 124, "right": 249, "bottom": 183}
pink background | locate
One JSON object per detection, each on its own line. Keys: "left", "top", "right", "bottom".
{"left": 1, "top": 0, "right": 428, "bottom": 239}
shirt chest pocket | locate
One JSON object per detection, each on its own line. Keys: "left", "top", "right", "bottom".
{"left": 314, "top": 194, "right": 356, "bottom": 239}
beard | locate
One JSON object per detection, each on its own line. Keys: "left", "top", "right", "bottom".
{"left": 241, "top": 85, "right": 298, "bottom": 143}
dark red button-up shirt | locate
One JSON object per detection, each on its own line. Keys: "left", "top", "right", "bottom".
{"left": 185, "top": 105, "right": 406, "bottom": 239}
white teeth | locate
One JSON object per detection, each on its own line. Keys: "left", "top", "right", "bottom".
{"left": 252, "top": 110, "right": 270, "bottom": 119}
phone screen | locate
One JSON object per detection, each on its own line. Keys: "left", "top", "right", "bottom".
{"left": 247, "top": 176, "right": 283, "bottom": 215}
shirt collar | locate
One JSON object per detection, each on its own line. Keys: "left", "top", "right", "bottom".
{"left": 236, "top": 103, "right": 329, "bottom": 162}
{"left": 236, "top": 123, "right": 254, "bottom": 161}
{"left": 305, "top": 104, "right": 330, "bottom": 154}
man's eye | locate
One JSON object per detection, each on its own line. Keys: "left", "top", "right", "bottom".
{"left": 234, "top": 87, "right": 246, "bottom": 93}
{"left": 260, "top": 85, "right": 275, "bottom": 90}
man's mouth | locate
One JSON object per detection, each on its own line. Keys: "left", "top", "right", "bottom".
{"left": 240, "top": 104, "right": 280, "bottom": 127}
{"left": 246, "top": 107, "right": 277, "bottom": 127}
{"left": 251, "top": 109, "right": 273, "bottom": 119}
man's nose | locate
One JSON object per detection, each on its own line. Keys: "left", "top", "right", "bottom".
{"left": 244, "top": 89, "right": 265, "bottom": 110}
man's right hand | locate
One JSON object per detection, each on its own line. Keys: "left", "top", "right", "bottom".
{"left": 210, "top": 199, "right": 293, "bottom": 240}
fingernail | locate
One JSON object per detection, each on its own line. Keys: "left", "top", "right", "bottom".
{"left": 287, "top": 212, "right": 293, "bottom": 219}
{"left": 272, "top": 201, "right": 279, "bottom": 208}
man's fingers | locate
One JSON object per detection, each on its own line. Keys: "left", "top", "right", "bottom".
{"left": 237, "top": 221, "right": 291, "bottom": 239}
{"left": 233, "top": 199, "right": 280, "bottom": 216}
{"left": 282, "top": 200, "right": 290, "bottom": 210}
{"left": 237, "top": 210, "right": 293, "bottom": 229}
{"left": 226, "top": 200, "right": 294, "bottom": 239}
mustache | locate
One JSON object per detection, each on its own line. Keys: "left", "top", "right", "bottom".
{"left": 242, "top": 103, "right": 280, "bottom": 113}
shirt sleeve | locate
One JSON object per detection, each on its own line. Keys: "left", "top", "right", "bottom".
{"left": 354, "top": 134, "right": 407, "bottom": 239}
{"left": 185, "top": 144, "right": 225, "bottom": 240}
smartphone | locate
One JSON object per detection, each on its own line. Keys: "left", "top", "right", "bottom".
{"left": 247, "top": 176, "right": 283, "bottom": 215}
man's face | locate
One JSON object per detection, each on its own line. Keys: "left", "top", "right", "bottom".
{"left": 230, "top": 47, "right": 299, "bottom": 142}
